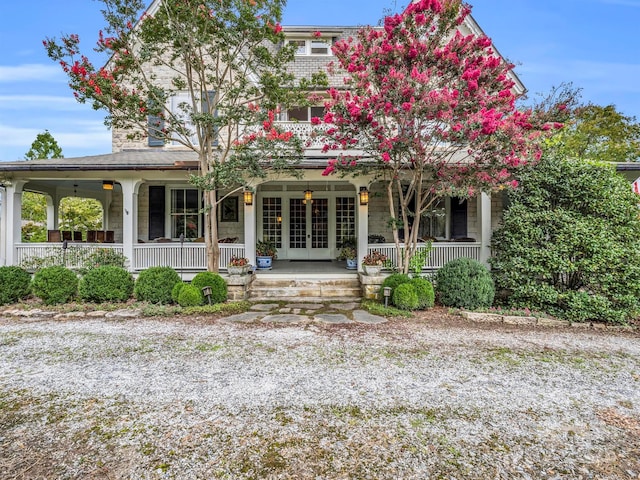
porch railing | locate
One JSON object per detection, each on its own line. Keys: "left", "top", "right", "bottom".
{"left": 16, "top": 243, "right": 125, "bottom": 271}
{"left": 132, "top": 243, "right": 245, "bottom": 271}
{"left": 15, "top": 242, "right": 245, "bottom": 272}
{"left": 367, "top": 242, "right": 482, "bottom": 271}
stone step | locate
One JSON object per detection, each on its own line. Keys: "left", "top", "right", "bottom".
{"left": 249, "top": 277, "right": 362, "bottom": 300}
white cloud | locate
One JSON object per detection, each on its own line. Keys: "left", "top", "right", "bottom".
{"left": 0, "top": 64, "right": 64, "bottom": 83}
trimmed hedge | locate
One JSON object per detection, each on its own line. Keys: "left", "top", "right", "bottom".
{"left": 177, "top": 284, "right": 204, "bottom": 307}
{"left": 393, "top": 283, "right": 420, "bottom": 310}
{"left": 435, "top": 258, "right": 494, "bottom": 309}
{"left": 0, "top": 266, "right": 31, "bottom": 305}
{"left": 134, "top": 267, "right": 181, "bottom": 304}
{"left": 79, "top": 266, "right": 134, "bottom": 303}
{"left": 410, "top": 277, "right": 435, "bottom": 309}
{"left": 31, "top": 266, "right": 78, "bottom": 305}
{"left": 191, "top": 272, "right": 227, "bottom": 304}
{"left": 380, "top": 273, "right": 411, "bottom": 305}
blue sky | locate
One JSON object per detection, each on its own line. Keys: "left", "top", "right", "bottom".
{"left": 1, "top": 0, "right": 639, "bottom": 162}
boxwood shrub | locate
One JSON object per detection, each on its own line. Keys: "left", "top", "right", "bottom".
{"left": 410, "top": 277, "right": 435, "bottom": 309}
{"left": 31, "top": 266, "right": 78, "bottom": 305}
{"left": 191, "top": 272, "right": 227, "bottom": 304}
{"left": 380, "top": 273, "right": 411, "bottom": 305}
{"left": 134, "top": 266, "right": 181, "bottom": 304}
{"left": 172, "top": 282, "right": 187, "bottom": 304}
{"left": 79, "top": 266, "right": 134, "bottom": 303}
{"left": 177, "top": 284, "right": 204, "bottom": 307}
{"left": 0, "top": 266, "right": 32, "bottom": 305}
{"left": 435, "top": 258, "right": 494, "bottom": 309}
{"left": 392, "top": 283, "right": 420, "bottom": 310}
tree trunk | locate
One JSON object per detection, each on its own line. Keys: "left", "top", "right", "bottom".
{"left": 206, "top": 189, "right": 220, "bottom": 272}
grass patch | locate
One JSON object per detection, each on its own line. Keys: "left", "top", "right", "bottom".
{"left": 361, "top": 299, "right": 412, "bottom": 318}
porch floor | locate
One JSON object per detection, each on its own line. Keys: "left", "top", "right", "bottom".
{"left": 255, "top": 260, "right": 358, "bottom": 277}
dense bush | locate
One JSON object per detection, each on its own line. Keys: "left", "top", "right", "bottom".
{"left": 31, "top": 266, "right": 78, "bottom": 305}
{"left": 491, "top": 156, "right": 640, "bottom": 324}
{"left": 177, "top": 284, "right": 204, "bottom": 307}
{"left": 79, "top": 248, "right": 127, "bottom": 274}
{"left": 380, "top": 273, "right": 411, "bottom": 304}
{"left": 191, "top": 272, "right": 227, "bottom": 304}
{"left": 79, "top": 266, "right": 133, "bottom": 303}
{"left": 392, "top": 283, "right": 419, "bottom": 310}
{"left": 172, "top": 282, "right": 187, "bottom": 304}
{"left": 435, "top": 258, "right": 494, "bottom": 310}
{"left": 0, "top": 266, "right": 32, "bottom": 305}
{"left": 410, "top": 277, "right": 435, "bottom": 309}
{"left": 134, "top": 267, "right": 181, "bottom": 304}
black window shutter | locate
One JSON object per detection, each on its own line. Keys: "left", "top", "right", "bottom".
{"left": 148, "top": 186, "right": 165, "bottom": 240}
{"left": 450, "top": 197, "right": 468, "bottom": 239}
{"left": 148, "top": 114, "right": 165, "bottom": 147}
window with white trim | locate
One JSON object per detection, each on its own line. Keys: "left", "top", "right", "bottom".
{"left": 170, "top": 188, "right": 202, "bottom": 239}
{"left": 285, "top": 106, "right": 325, "bottom": 122}
{"left": 288, "top": 38, "right": 332, "bottom": 56}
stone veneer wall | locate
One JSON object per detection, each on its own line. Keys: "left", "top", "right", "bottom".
{"left": 108, "top": 189, "right": 123, "bottom": 242}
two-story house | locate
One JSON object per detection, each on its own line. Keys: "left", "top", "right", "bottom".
{"left": 0, "top": 6, "right": 522, "bottom": 299}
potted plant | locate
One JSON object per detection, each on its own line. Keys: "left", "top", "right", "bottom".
{"left": 337, "top": 245, "right": 357, "bottom": 270}
{"left": 227, "top": 255, "right": 251, "bottom": 275}
{"left": 256, "top": 238, "right": 277, "bottom": 270}
{"left": 362, "top": 250, "right": 388, "bottom": 276}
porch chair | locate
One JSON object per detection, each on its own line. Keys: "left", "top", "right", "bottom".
{"left": 47, "top": 230, "right": 61, "bottom": 242}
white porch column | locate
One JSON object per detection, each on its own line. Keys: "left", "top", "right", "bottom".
{"left": 2, "top": 181, "right": 26, "bottom": 266}
{"left": 0, "top": 187, "right": 6, "bottom": 266}
{"left": 119, "top": 179, "right": 141, "bottom": 271}
{"left": 244, "top": 195, "right": 256, "bottom": 265}
{"left": 45, "top": 194, "right": 58, "bottom": 230}
{"left": 356, "top": 185, "right": 369, "bottom": 273}
{"left": 478, "top": 192, "right": 492, "bottom": 266}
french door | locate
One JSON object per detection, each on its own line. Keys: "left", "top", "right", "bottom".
{"left": 288, "top": 198, "right": 331, "bottom": 259}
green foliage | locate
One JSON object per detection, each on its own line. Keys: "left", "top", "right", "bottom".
{"left": 134, "top": 267, "right": 181, "bottom": 304}
{"left": 550, "top": 104, "right": 640, "bottom": 163}
{"left": 172, "top": 282, "right": 187, "bottom": 304}
{"left": 31, "top": 266, "right": 78, "bottom": 305}
{"left": 490, "top": 155, "right": 640, "bottom": 324}
{"left": 177, "top": 284, "right": 204, "bottom": 307}
{"left": 392, "top": 283, "right": 420, "bottom": 311}
{"left": 191, "top": 272, "right": 227, "bottom": 304}
{"left": 80, "top": 248, "right": 127, "bottom": 273}
{"left": 0, "top": 267, "right": 32, "bottom": 305}
{"left": 410, "top": 277, "right": 435, "bottom": 309}
{"left": 409, "top": 244, "right": 432, "bottom": 276}
{"left": 435, "top": 258, "right": 495, "bottom": 310}
{"left": 361, "top": 299, "right": 412, "bottom": 318}
{"left": 58, "top": 197, "right": 103, "bottom": 235}
{"left": 21, "top": 192, "right": 47, "bottom": 242}
{"left": 79, "top": 266, "right": 134, "bottom": 303}
{"left": 19, "top": 247, "right": 127, "bottom": 274}
{"left": 24, "top": 130, "right": 63, "bottom": 160}
{"left": 380, "top": 273, "right": 411, "bottom": 304}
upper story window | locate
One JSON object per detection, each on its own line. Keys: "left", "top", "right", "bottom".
{"left": 288, "top": 38, "right": 332, "bottom": 56}
{"left": 285, "top": 106, "right": 325, "bottom": 122}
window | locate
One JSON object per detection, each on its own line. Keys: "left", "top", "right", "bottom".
{"left": 170, "top": 188, "right": 201, "bottom": 239}
{"left": 286, "top": 106, "right": 325, "bottom": 122}
{"left": 169, "top": 91, "right": 217, "bottom": 146}
{"left": 288, "top": 38, "right": 331, "bottom": 56}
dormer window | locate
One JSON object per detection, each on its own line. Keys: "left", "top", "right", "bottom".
{"left": 288, "top": 38, "right": 332, "bottom": 56}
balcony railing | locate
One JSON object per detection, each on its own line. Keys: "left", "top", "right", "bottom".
{"left": 366, "top": 242, "right": 481, "bottom": 271}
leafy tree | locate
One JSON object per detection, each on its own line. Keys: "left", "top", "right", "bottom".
{"left": 317, "top": 0, "right": 563, "bottom": 273}
{"left": 44, "top": 0, "right": 323, "bottom": 270}
{"left": 550, "top": 103, "right": 640, "bottom": 163}
{"left": 24, "top": 130, "right": 63, "bottom": 160}
{"left": 22, "top": 131, "right": 64, "bottom": 242}
{"left": 59, "top": 196, "right": 103, "bottom": 235}
{"left": 490, "top": 154, "right": 640, "bottom": 324}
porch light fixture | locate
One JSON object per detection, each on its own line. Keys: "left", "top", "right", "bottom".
{"left": 243, "top": 188, "right": 254, "bottom": 205}
{"left": 359, "top": 186, "right": 369, "bottom": 205}
{"left": 304, "top": 188, "right": 313, "bottom": 202}
{"left": 102, "top": 180, "right": 114, "bottom": 191}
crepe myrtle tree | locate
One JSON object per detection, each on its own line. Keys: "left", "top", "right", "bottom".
{"left": 44, "top": 0, "right": 324, "bottom": 271}
{"left": 316, "top": 0, "right": 565, "bottom": 273}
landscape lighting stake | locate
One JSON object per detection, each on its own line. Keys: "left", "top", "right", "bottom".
{"left": 202, "top": 286, "right": 212, "bottom": 305}
{"left": 383, "top": 286, "right": 392, "bottom": 307}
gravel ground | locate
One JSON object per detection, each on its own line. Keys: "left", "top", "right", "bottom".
{"left": 0, "top": 309, "right": 639, "bottom": 479}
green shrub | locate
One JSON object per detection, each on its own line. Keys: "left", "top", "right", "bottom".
{"left": 0, "top": 266, "right": 32, "bottom": 305}
{"left": 562, "top": 291, "right": 627, "bottom": 324}
{"left": 172, "top": 282, "right": 187, "bottom": 303}
{"left": 79, "top": 266, "right": 134, "bottom": 303}
{"left": 191, "top": 272, "right": 227, "bottom": 304}
{"left": 79, "top": 248, "right": 127, "bottom": 274}
{"left": 380, "top": 273, "right": 411, "bottom": 304}
{"left": 31, "top": 266, "right": 78, "bottom": 305}
{"left": 435, "top": 258, "right": 494, "bottom": 310}
{"left": 134, "top": 267, "right": 181, "bottom": 304}
{"left": 410, "top": 277, "right": 435, "bottom": 309}
{"left": 392, "top": 283, "right": 419, "bottom": 310}
{"left": 177, "top": 284, "right": 204, "bottom": 307}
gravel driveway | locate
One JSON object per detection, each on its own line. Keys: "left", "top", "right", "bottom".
{"left": 1, "top": 310, "right": 639, "bottom": 479}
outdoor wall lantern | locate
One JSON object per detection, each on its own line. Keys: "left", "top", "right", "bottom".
{"left": 243, "top": 188, "right": 254, "bottom": 206}
{"left": 383, "top": 286, "right": 392, "bottom": 307}
{"left": 359, "top": 186, "right": 369, "bottom": 205}
{"left": 102, "top": 180, "right": 114, "bottom": 190}
{"left": 304, "top": 188, "right": 313, "bottom": 202}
